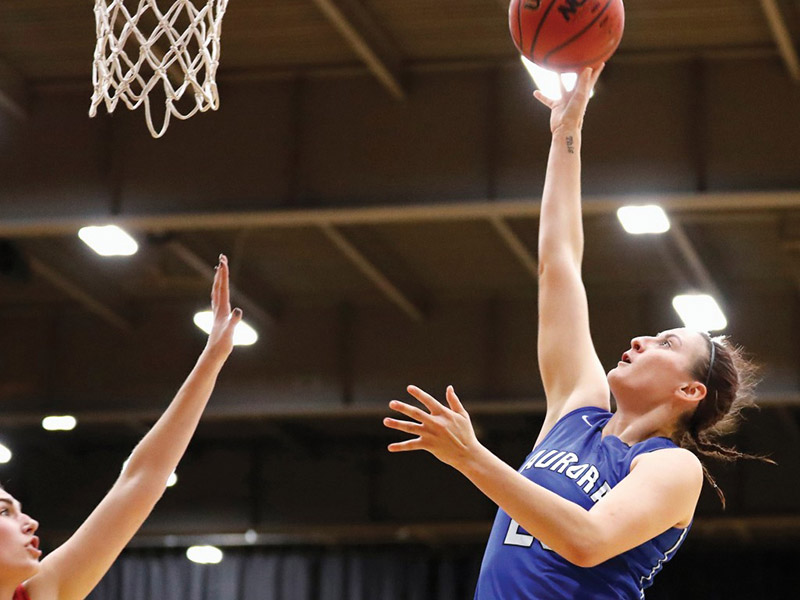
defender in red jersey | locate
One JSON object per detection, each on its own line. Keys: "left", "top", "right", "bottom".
{"left": 0, "top": 255, "right": 241, "bottom": 600}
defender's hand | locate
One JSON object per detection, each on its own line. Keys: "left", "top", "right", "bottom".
{"left": 204, "top": 254, "right": 242, "bottom": 362}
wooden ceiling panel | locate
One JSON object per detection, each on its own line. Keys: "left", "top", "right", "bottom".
{"left": 364, "top": 0, "right": 511, "bottom": 60}
{"left": 219, "top": 1, "right": 358, "bottom": 70}
{"left": 621, "top": 1, "right": 773, "bottom": 51}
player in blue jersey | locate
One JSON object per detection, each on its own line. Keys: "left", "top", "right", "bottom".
{"left": 383, "top": 66, "right": 767, "bottom": 599}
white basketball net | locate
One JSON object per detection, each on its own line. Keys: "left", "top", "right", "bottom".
{"left": 89, "top": 0, "right": 230, "bottom": 138}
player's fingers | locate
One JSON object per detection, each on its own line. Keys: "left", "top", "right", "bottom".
{"left": 226, "top": 307, "right": 243, "bottom": 329}
{"left": 445, "top": 385, "right": 467, "bottom": 415}
{"left": 572, "top": 67, "right": 592, "bottom": 101}
{"left": 211, "top": 263, "right": 222, "bottom": 308}
{"left": 389, "top": 400, "right": 433, "bottom": 425}
{"left": 407, "top": 385, "right": 445, "bottom": 415}
{"left": 591, "top": 63, "right": 605, "bottom": 88}
{"left": 558, "top": 72, "right": 568, "bottom": 99}
{"left": 217, "top": 254, "right": 231, "bottom": 314}
{"left": 388, "top": 438, "right": 425, "bottom": 453}
{"left": 533, "top": 90, "right": 555, "bottom": 109}
{"left": 383, "top": 417, "right": 424, "bottom": 436}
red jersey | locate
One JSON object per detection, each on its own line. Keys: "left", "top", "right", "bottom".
{"left": 13, "top": 586, "right": 30, "bottom": 600}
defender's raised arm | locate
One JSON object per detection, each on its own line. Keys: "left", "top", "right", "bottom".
{"left": 21, "top": 256, "right": 242, "bottom": 600}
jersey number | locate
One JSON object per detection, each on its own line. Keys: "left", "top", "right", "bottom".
{"left": 504, "top": 519, "right": 552, "bottom": 550}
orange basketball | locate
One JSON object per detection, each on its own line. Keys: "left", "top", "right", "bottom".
{"left": 509, "top": 0, "right": 625, "bottom": 73}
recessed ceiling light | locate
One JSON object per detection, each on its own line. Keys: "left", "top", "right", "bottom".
{"left": 186, "top": 545, "right": 223, "bottom": 564}
{"left": 78, "top": 225, "right": 138, "bottom": 256}
{"left": 672, "top": 294, "right": 727, "bottom": 332}
{"left": 0, "top": 443, "right": 11, "bottom": 464}
{"left": 616, "top": 205, "right": 671, "bottom": 235}
{"left": 42, "top": 415, "right": 77, "bottom": 431}
{"left": 193, "top": 311, "right": 258, "bottom": 346}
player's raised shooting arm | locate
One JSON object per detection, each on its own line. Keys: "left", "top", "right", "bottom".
{"left": 534, "top": 67, "right": 609, "bottom": 445}
{"left": 23, "top": 257, "right": 241, "bottom": 600}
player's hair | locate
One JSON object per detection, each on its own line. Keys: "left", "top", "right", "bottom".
{"left": 675, "top": 335, "right": 774, "bottom": 508}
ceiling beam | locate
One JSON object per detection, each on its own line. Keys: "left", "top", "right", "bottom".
{"left": 27, "top": 256, "right": 132, "bottom": 332}
{"left": 2, "top": 191, "right": 800, "bottom": 238}
{"left": 667, "top": 220, "right": 724, "bottom": 300}
{"left": 758, "top": 0, "right": 800, "bottom": 81}
{"left": 310, "top": 0, "right": 406, "bottom": 99}
{"left": 318, "top": 223, "right": 424, "bottom": 321}
{"left": 489, "top": 216, "right": 538, "bottom": 280}
{"left": 0, "top": 392, "right": 796, "bottom": 428}
{"left": 166, "top": 240, "right": 276, "bottom": 326}
{"left": 80, "top": 514, "right": 800, "bottom": 548}
{"left": 0, "top": 58, "right": 27, "bottom": 120}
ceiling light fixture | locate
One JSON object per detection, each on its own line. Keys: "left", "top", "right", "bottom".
{"left": 672, "top": 294, "right": 728, "bottom": 332}
{"left": 186, "top": 545, "right": 223, "bottom": 565}
{"left": 42, "top": 415, "right": 77, "bottom": 431}
{"left": 616, "top": 205, "right": 671, "bottom": 235}
{"left": 193, "top": 311, "right": 258, "bottom": 346}
{"left": 78, "top": 225, "right": 139, "bottom": 257}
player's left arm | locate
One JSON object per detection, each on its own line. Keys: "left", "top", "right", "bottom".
{"left": 579, "top": 448, "right": 702, "bottom": 565}
{"left": 23, "top": 257, "right": 241, "bottom": 600}
{"left": 385, "top": 386, "right": 703, "bottom": 568}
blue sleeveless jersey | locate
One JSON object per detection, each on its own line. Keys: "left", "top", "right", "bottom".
{"left": 475, "top": 406, "right": 690, "bottom": 600}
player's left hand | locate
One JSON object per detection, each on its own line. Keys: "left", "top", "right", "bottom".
{"left": 203, "top": 254, "right": 243, "bottom": 363}
{"left": 384, "top": 385, "right": 480, "bottom": 470}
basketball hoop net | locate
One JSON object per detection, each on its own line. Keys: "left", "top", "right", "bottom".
{"left": 89, "top": 0, "right": 230, "bottom": 138}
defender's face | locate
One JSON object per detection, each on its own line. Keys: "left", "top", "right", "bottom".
{"left": 0, "top": 490, "right": 41, "bottom": 583}
{"left": 607, "top": 328, "right": 709, "bottom": 401}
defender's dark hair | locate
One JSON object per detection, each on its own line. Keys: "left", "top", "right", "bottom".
{"left": 676, "top": 334, "right": 774, "bottom": 508}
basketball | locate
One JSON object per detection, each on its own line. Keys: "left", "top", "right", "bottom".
{"left": 509, "top": 0, "right": 625, "bottom": 72}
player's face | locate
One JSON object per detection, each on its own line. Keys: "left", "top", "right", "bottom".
{"left": 607, "top": 328, "right": 709, "bottom": 404}
{"left": 0, "top": 490, "right": 41, "bottom": 583}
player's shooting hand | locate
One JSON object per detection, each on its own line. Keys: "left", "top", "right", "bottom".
{"left": 203, "top": 254, "right": 243, "bottom": 363}
{"left": 384, "top": 385, "right": 480, "bottom": 470}
{"left": 533, "top": 64, "right": 604, "bottom": 134}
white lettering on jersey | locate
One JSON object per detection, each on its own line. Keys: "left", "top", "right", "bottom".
{"left": 550, "top": 452, "right": 579, "bottom": 473}
{"left": 523, "top": 450, "right": 612, "bottom": 503}
{"left": 503, "top": 519, "right": 555, "bottom": 551}
{"left": 535, "top": 450, "right": 566, "bottom": 469}
{"left": 577, "top": 465, "right": 600, "bottom": 493}
{"left": 521, "top": 450, "right": 545, "bottom": 471}
{"left": 590, "top": 481, "right": 612, "bottom": 503}
{"left": 565, "top": 463, "right": 588, "bottom": 480}
{"left": 504, "top": 519, "right": 534, "bottom": 547}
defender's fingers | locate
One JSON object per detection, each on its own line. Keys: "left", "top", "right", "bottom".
{"left": 223, "top": 308, "right": 243, "bottom": 334}
{"left": 388, "top": 438, "right": 425, "bottom": 453}
{"left": 211, "top": 263, "right": 222, "bottom": 308}
{"left": 383, "top": 417, "right": 424, "bottom": 436}
{"left": 389, "top": 400, "right": 433, "bottom": 425}
{"left": 217, "top": 254, "right": 231, "bottom": 313}
{"left": 406, "top": 385, "right": 445, "bottom": 415}
{"left": 445, "top": 385, "right": 466, "bottom": 415}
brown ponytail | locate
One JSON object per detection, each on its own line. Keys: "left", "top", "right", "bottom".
{"left": 676, "top": 334, "right": 775, "bottom": 509}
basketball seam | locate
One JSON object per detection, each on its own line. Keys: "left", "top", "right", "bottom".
{"left": 529, "top": 1, "right": 559, "bottom": 63}
{"left": 542, "top": 0, "right": 615, "bottom": 64}
{"left": 547, "top": 49, "right": 614, "bottom": 70}
{"left": 517, "top": 2, "right": 524, "bottom": 53}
